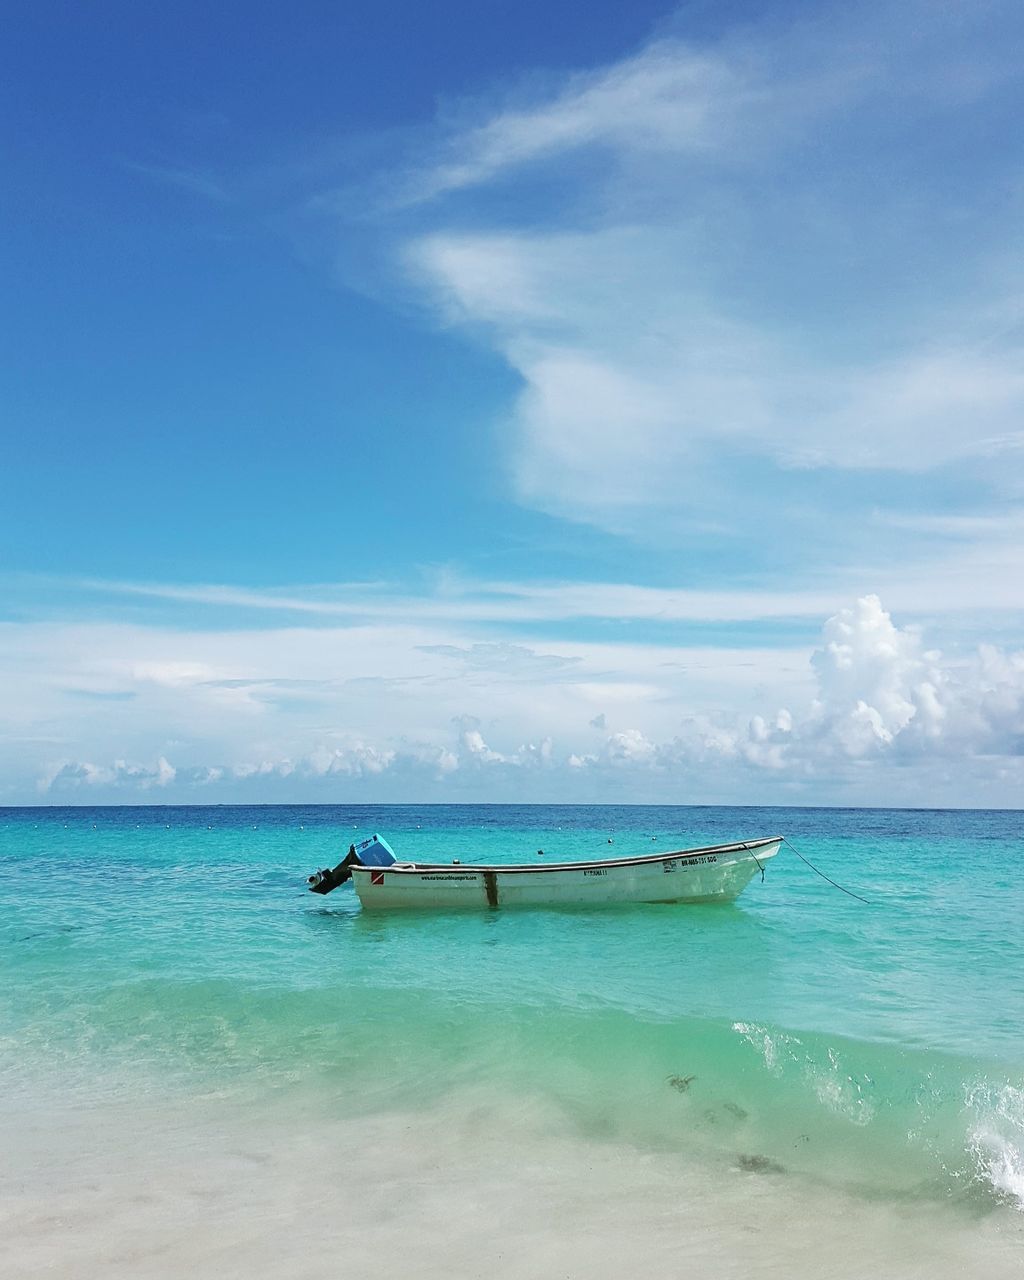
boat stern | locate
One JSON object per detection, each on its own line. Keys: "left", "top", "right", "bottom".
{"left": 307, "top": 833, "right": 397, "bottom": 894}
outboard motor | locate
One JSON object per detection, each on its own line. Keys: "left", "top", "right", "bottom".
{"left": 308, "top": 845, "right": 359, "bottom": 894}
{"left": 308, "top": 833, "right": 398, "bottom": 894}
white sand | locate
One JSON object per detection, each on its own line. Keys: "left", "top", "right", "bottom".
{"left": 3, "top": 1087, "right": 1022, "bottom": 1279}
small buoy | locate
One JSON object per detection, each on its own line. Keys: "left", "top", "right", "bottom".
{"left": 453, "top": 859, "right": 460, "bottom": 865}
{"left": 537, "top": 849, "right": 544, "bottom": 856}
{"left": 607, "top": 838, "right": 613, "bottom": 844}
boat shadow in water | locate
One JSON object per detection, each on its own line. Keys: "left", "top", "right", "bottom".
{"left": 336, "top": 897, "right": 764, "bottom": 945}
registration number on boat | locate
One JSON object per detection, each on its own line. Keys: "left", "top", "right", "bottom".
{"left": 664, "top": 855, "right": 718, "bottom": 872}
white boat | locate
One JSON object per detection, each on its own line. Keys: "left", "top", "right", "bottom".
{"left": 308, "top": 833, "right": 782, "bottom": 910}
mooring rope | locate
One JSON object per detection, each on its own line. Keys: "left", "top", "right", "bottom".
{"left": 782, "top": 836, "right": 870, "bottom": 905}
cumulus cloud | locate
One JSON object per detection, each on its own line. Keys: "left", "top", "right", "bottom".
{"left": 304, "top": 742, "right": 396, "bottom": 778}
{"left": 456, "top": 718, "right": 507, "bottom": 765}
{"left": 794, "top": 595, "right": 1023, "bottom": 765}
{"left": 618, "top": 596, "right": 1024, "bottom": 774}
{"left": 808, "top": 596, "right": 937, "bottom": 756}
{"left": 29, "top": 597, "right": 1024, "bottom": 804}
{"left": 41, "top": 755, "right": 176, "bottom": 794}
{"left": 579, "top": 596, "right": 1024, "bottom": 777}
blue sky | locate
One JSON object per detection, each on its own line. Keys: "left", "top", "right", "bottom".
{"left": 2, "top": 0, "right": 1024, "bottom": 805}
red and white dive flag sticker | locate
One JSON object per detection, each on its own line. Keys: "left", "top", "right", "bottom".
{"left": 370, "top": 870, "right": 386, "bottom": 886}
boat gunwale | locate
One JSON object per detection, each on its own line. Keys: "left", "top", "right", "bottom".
{"left": 350, "top": 835, "right": 783, "bottom": 877}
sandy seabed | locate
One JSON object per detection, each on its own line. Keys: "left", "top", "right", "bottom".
{"left": 3, "top": 1086, "right": 1023, "bottom": 1280}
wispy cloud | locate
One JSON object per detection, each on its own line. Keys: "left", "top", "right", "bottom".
{"left": 417, "top": 642, "right": 581, "bottom": 679}
{"left": 344, "top": 2, "right": 1024, "bottom": 560}
{"left": 120, "top": 159, "right": 232, "bottom": 203}
{"left": 26, "top": 552, "right": 1024, "bottom": 629}
{"left": 401, "top": 39, "right": 761, "bottom": 206}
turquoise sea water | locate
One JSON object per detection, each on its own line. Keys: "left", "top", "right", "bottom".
{"left": 3, "top": 804, "right": 1024, "bottom": 1273}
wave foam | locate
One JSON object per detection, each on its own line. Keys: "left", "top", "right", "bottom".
{"left": 967, "top": 1082, "right": 1024, "bottom": 1210}
{"left": 732, "top": 1021, "right": 876, "bottom": 1126}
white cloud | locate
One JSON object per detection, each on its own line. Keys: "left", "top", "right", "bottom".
{"left": 811, "top": 595, "right": 928, "bottom": 754}
{"left": 405, "top": 40, "right": 754, "bottom": 205}
{"left": 604, "top": 729, "right": 658, "bottom": 766}
{"left": 39, "top": 556, "right": 1024, "bottom": 627}
{"left": 133, "top": 660, "right": 221, "bottom": 687}
{"left": 40, "top": 755, "right": 176, "bottom": 794}
{"left": 408, "top": 230, "right": 1024, "bottom": 531}
{"left": 15, "top": 596, "right": 1024, "bottom": 806}
{"left": 462, "top": 730, "right": 499, "bottom": 761}
{"left": 418, "top": 641, "right": 579, "bottom": 679}
{"left": 727, "top": 595, "right": 1024, "bottom": 768}
{"left": 380, "top": 4, "right": 1024, "bottom": 546}
{"left": 304, "top": 742, "right": 396, "bottom": 777}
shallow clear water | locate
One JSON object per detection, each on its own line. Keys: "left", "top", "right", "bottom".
{"left": 3, "top": 804, "right": 1024, "bottom": 1275}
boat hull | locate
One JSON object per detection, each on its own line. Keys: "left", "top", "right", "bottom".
{"left": 351, "top": 838, "right": 781, "bottom": 911}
